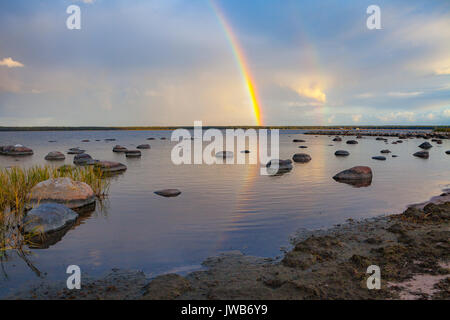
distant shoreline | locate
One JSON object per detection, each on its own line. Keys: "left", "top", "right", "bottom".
{"left": 0, "top": 125, "right": 448, "bottom": 132}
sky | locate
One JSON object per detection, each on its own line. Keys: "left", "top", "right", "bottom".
{"left": 0, "top": 0, "right": 449, "bottom": 126}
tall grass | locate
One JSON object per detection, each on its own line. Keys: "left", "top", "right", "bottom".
{"left": 0, "top": 165, "right": 110, "bottom": 214}
{"left": 0, "top": 165, "right": 110, "bottom": 255}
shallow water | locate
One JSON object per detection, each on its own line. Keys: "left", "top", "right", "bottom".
{"left": 0, "top": 130, "right": 449, "bottom": 296}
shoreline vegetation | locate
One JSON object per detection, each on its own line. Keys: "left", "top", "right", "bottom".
{"left": 0, "top": 166, "right": 109, "bottom": 254}
{"left": 0, "top": 125, "right": 448, "bottom": 132}
{"left": 6, "top": 191, "right": 449, "bottom": 300}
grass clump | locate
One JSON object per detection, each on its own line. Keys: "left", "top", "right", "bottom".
{"left": 0, "top": 165, "right": 109, "bottom": 214}
{"left": 0, "top": 165, "right": 110, "bottom": 255}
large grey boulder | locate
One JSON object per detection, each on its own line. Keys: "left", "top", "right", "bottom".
{"left": 28, "top": 177, "right": 95, "bottom": 210}
{"left": 24, "top": 203, "right": 78, "bottom": 234}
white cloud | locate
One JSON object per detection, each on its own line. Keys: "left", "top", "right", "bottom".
{"left": 435, "top": 66, "right": 450, "bottom": 75}
{"left": 327, "top": 115, "right": 335, "bottom": 124}
{"left": 443, "top": 109, "right": 450, "bottom": 118}
{"left": 388, "top": 91, "right": 423, "bottom": 98}
{"left": 378, "top": 111, "right": 415, "bottom": 122}
{"left": 352, "top": 114, "right": 362, "bottom": 122}
{"left": 0, "top": 57, "right": 24, "bottom": 68}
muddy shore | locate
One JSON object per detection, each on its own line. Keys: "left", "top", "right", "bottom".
{"left": 7, "top": 192, "right": 449, "bottom": 300}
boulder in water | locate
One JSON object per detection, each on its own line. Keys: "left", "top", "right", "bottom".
{"left": 125, "top": 150, "right": 142, "bottom": 158}
{"left": 28, "top": 177, "right": 95, "bottom": 211}
{"left": 292, "top": 153, "right": 312, "bottom": 163}
{"left": 73, "top": 153, "right": 97, "bottom": 166}
{"left": 113, "top": 145, "right": 128, "bottom": 153}
{"left": 45, "top": 151, "right": 65, "bottom": 161}
{"left": 67, "top": 148, "right": 85, "bottom": 155}
{"left": 333, "top": 166, "right": 373, "bottom": 185}
{"left": 215, "top": 151, "right": 234, "bottom": 158}
{"left": 0, "top": 145, "right": 34, "bottom": 156}
{"left": 137, "top": 144, "right": 151, "bottom": 149}
{"left": 23, "top": 203, "right": 78, "bottom": 234}
{"left": 418, "top": 142, "right": 432, "bottom": 150}
{"left": 413, "top": 151, "right": 429, "bottom": 159}
{"left": 335, "top": 150, "right": 349, "bottom": 157}
{"left": 154, "top": 189, "right": 181, "bottom": 197}
{"left": 95, "top": 161, "right": 127, "bottom": 174}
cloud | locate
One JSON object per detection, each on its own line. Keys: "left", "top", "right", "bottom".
{"left": 295, "top": 85, "right": 326, "bottom": 103}
{"left": 352, "top": 114, "right": 362, "bottom": 123}
{"left": 0, "top": 57, "right": 24, "bottom": 68}
{"left": 388, "top": 91, "right": 423, "bottom": 98}
{"left": 444, "top": 109, "right": 450, "bottom": 118}
{"left": 377, "top": 111, "right": 416, "bottom": 122}
{"left": 435, "top": 66, "right": 450, "bottom": 75}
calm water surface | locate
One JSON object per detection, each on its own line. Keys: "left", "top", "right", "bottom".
{"left": 0, "top": 130, "right": 449, "bottom": 296}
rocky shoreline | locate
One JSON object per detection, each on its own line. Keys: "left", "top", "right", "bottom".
{"left": 7, "top": 191, "right": 449, "bottom": 300}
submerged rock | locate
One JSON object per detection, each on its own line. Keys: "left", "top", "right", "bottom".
{"left": 372, "top": 156, "right": 386, "bottom": 161}
{"left": 346, "top": 140, "right": 358, "bottom": 145}
{"left": 125, "top": 150, "right": 142, "bottom": 158}
{"left": 28, "top": 177, "right": 95, "bottom": 210}
{"left": 413, "top": 151, "right": 429, "bottom": 159}
{"left": 335, "top": 150, "right": 350, "bottom": 157}
{"left": 113, "top": 145, "right": 128, "bottom": 153}
{"left": 380, "top": 149, "right": 391, "bottom": 154}
{"left": 154, "top": 189, "right": 182, "bottom": 197}
{"left": 0, "top": 145, "right": 34, "bottom": 156}
{"left": 332, "top": 137, "right": 342, "bottom": 142}
{"left": 446, "top": 150, "right": 450, "bottom": 155}
{"left": 292, "top": 153, "right": 312, "bottom": 163}
{"left": 45, "top": 151, "right": 65, "bottom": 161}
{"left": 137, "top": 144, "right": 151, "bottom": 149}
{"left": 418, "top": 142, "right": 432, "bottom": 150}
{"left": 240, "top": 150, "right": 251, "bottom": 154}
{"left": 23, "top": 203, "right": 78, "bottom": 234}
{"left": 293, "top": 139, "right": 305, "bottom": 143}
{"left": 298, "top": 146, "right": 308, "bottom": 149}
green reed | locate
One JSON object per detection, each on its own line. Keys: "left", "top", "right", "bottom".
{"left": 0, "top": 165, "right": 110, "bottom": 254}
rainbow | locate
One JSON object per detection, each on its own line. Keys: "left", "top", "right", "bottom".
{"left": 209, "top": 0, "right": 263, "bottom": 126}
